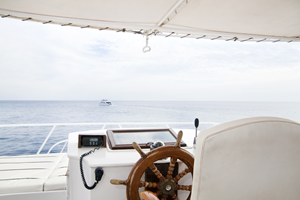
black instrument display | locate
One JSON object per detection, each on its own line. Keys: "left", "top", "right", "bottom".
{"left": 78, "top": 135, "right": 106, "bottom": 148}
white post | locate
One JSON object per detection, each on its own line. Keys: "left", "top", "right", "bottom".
{"left": 36, "top": 125, "right": 57, "bottom": 154}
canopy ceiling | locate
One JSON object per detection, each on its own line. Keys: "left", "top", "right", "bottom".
{"left": 0, "top": 0, "right": 299, "bottom": 42}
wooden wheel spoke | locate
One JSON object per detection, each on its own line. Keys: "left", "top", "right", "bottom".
{"left": 110, "top": 179, "right": 127, "bottom": 186}
{"left": 170, "top": 192, "right": 179, "bottom": 200}
{"left": 161, "top": 194, "right": 168, "bottom": 200}
{"left": 139, "top": 180, "right": 158, "bottom": 188}
{"left": 166, "top": 157, "right": 177, "bottom": 179}
{"left": 132, "top": 142, "right": 147, "bottom": 159}
{"left": 173, "top": 168, "right": 191, "bottom": 183}
{"left": 174, "top": 131, "right": 183, "bottom": 147}
{"left": 149, "top": 163, "right": 166, "bottom": 182}
{"left": 156, "top": 190, "right": 162, "bottom": 196}
{"left": 177, "top": 185, "right": 192, "bottom": 191}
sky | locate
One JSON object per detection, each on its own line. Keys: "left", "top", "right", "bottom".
{"left": 0, "top": 17, "right": 300, "bottom": 101}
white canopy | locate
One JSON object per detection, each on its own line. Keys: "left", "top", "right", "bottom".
{"left": 0, "top": 0, "right": 299, "bottom": 42}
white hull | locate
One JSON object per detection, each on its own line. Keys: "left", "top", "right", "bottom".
{"left": 100, "top": 99, "right": 112, "bottom": 106}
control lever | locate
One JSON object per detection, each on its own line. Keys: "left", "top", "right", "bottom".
{"left": 194, "top": 118, "right": 199, "bottom": 148}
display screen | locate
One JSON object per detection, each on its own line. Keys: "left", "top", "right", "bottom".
{"left": 113, "top": 131, "right": 176, "bottom": 145}
{"left": 90, "top": 138, "right": 98, "bottom": 142}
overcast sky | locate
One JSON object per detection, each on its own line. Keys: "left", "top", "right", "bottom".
{"left": 0, "top": 18, "right": 299, "bottom": 101}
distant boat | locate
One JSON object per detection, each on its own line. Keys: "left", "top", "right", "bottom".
{"left": 99, "top": 99, "right": 112, "bottom": 106}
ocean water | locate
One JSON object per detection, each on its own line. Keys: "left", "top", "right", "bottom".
{"left": 0, "top": 101, "right": 299, "bottom": 156}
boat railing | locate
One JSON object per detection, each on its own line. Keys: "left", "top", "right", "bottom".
{"left": 0, "top": 122, "right": 219, "bottom": 155}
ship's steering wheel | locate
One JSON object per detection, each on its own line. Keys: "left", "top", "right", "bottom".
{"left": 110, "top": 131, "right": 194, "bottom": 200}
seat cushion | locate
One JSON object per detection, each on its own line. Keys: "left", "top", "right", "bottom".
{"left": 0, "top": 153, "right": 68, "bottom": 194}
{"left": 44, "top": 154, "right": 68, "bottom": 191}
{"left": 191, "top": 117, "right": 300, "bottom": 200}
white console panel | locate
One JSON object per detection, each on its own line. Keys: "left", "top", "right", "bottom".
{"left": 67, "top": 129, "right": 194, "bottom": 200}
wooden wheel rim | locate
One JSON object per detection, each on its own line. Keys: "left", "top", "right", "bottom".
{"left": 126, "top": 146, "right": 194, "bottom": 200}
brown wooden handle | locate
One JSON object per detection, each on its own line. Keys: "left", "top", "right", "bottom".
{"left": 175, "top": 130, "right": 183, "bottom": 147}
{"left": 133, "top": 142, "right": 147, "bottom": 158}
{"left": 140, "top": 191, "right": 159, "bottom": 200}
{"left": 110, "top": 179, "right": 127, "bottom": 185}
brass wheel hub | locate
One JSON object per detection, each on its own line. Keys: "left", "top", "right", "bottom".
{"left": 159, "top": 179, "right": 176, "bottom": 195}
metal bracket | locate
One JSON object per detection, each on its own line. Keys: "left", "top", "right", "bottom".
{"left": 143, "top": 31, "right": 151, "bottom": 53}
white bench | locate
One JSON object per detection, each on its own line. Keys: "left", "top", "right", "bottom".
{"left": 0, "top": 153, "right": 68, "bottom": 194}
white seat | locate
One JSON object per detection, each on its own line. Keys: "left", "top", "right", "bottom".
{"left": 191, "top": 117, "right": 300, "bottom": 200}
{"left": 0, "top": 153, "right": 68, "bottom": 194}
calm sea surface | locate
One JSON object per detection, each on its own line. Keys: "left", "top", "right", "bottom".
{"left": 0, "top": 101, "right": 299, "bottom": 156}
